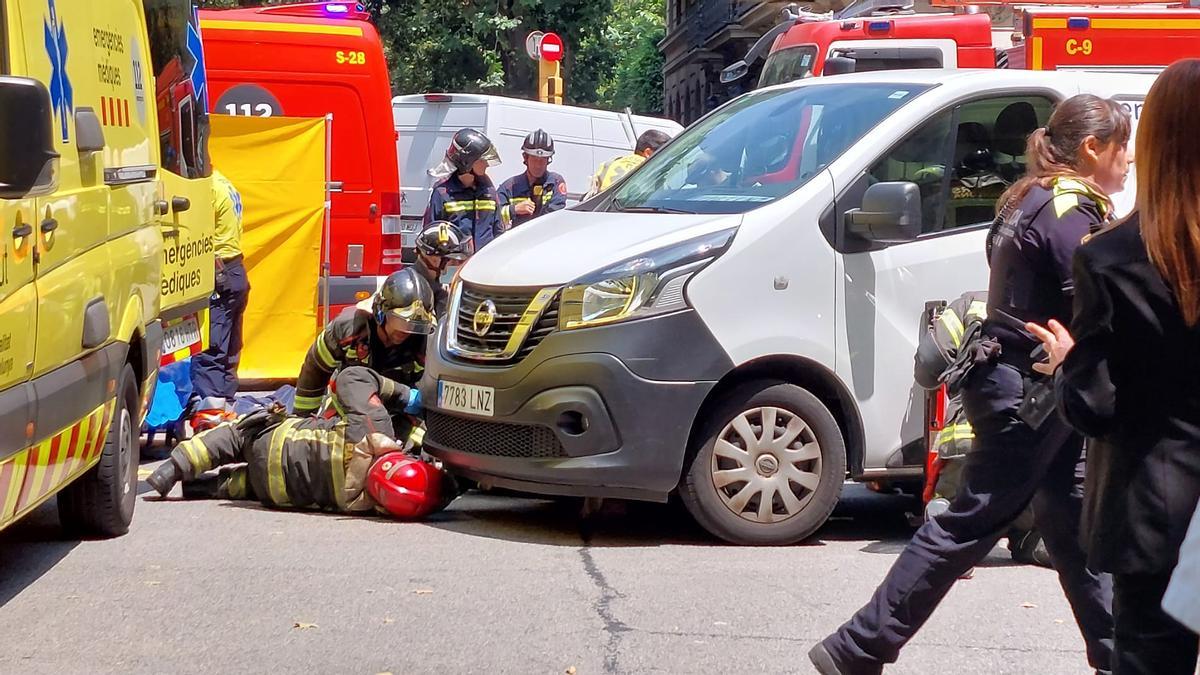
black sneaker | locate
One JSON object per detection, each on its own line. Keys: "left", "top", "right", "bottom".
{"left": 808, "top": 642, "right": 847, "bottom": 675}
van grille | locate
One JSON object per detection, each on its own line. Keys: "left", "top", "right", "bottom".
{"left": 451, "top": 284, "right": 558, "bottom": 363}
{"left": 425, "top": 412, "right": 565, "bottom": 459}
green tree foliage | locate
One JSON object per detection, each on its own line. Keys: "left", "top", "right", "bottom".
{"left": 197, "top": 0, "right": 667, "bottom": 114}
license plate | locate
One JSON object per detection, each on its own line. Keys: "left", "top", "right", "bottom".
{"left": 438, "top": 380, "right": 495, "bottom": 417}
{"left": 162, "top": 315, "right": 203, "bottom": 356}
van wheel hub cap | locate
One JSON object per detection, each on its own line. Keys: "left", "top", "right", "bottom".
{"left": 710, "top": 406, "right": 822, "bottom": 524}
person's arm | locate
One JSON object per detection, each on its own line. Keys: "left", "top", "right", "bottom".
{"left": 497, "top": 179, "right": 515, "bottom": 231}
{"left": 293, "top": 324, "right": 347, "bottom": 416}
{"left": 422, "top": 189, "right": 441, "bottom": 226}
{"left": 546, "top": 178, "right": 568, "bottom": 213}
{"left": 1054, "top": 244, "right": 1118, "bottom": 436}
{"left": 1040, "top": 199, "right": 1104, "bottom": 299}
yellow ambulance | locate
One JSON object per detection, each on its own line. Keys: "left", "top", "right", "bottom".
{"left": 0, "top": 0, "right": 214, "bottom": 536}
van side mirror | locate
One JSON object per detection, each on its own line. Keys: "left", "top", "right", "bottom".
{"left": 823, "top": 56, "right": 857, "bottom": 76}
{"left": 845, "top": 181, "right": 922, "bottom": 243}
{"left": 0, "top": 77, "right": 59, "bottom": 198}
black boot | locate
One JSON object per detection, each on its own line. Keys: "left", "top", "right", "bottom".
{"left": 181, "top": 475, "right": 221, "bottom": 500}
{"left": 146, "top": 460, "right": 183, "bottom": 497}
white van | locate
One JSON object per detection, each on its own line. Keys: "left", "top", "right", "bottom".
{"left": 418, "top": 70, "right": 1150, "bottom": 545}
{"left": 392, "top": 93, "right": 682, "bottom": 248}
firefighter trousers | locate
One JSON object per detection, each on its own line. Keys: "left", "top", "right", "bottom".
{"left": 823, "top": 363, "right": 1113, "bottom": 674}
{"left": 168, "top": 366, "right": 398, "bottom": 505}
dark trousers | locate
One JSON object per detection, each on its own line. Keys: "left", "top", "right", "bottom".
{"left": 1112, "top": 572, "right": 1199, "bottom": 675}
{"left": 824, "top": 363, "right": 1114, "bottom": 673}
{"left": 191, "top": 258, "right": 250, "bottom": 403}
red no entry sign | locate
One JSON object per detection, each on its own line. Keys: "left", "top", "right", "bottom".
{"left": 539, "top": 32, "right": 564, "bottom": 62}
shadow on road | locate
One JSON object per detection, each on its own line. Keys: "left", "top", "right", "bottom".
{"left": 0, "top": 502, "right": 79, "bottom": 609}
{"left": 420, "top": 483, "right": 925, "bottom": 549}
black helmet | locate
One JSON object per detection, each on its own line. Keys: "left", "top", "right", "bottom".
{"left": 521, "top": 129, "right": 555, "bottom": 158}
{"left": 416, "top": 221, "right": 470, "bottom": 259}
{"left": 444, "top": 128, "right": 499, "bottom": 174}
{"left": 373, "top": 268, "right": 436, "bottom": 335}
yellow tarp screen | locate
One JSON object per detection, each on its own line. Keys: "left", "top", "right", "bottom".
{"left": 209, "top": 115, "right": 327, "bottom": 381}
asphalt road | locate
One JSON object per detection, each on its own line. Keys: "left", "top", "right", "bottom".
{"left": 0, "top": 456, "right": 1096, "bottom": 675}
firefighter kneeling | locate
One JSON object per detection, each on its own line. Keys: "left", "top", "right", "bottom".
{"left": 145, "top": 366, "right": 454, "bottom": 520}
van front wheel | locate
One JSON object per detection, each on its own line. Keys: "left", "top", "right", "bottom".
{"left": 680, "top": 383, "right": 845, "bottom": 545}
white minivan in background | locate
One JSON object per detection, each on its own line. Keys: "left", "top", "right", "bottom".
{"left": 419, "top": 70, "right": 1149, "bottom": 545}
{"left": 392, "top": 93, "right": 683, "bottom": 254}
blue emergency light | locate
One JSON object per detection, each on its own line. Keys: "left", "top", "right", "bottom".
{"left": 867, "top": 20, "right": 893, "bottom": 32}
{"left": 1067, "top": 16, "right": 1091, "bottom": 29}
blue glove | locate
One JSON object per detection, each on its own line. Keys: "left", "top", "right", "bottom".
{"left": 404, "top": 388, "right": 423, "bottom": 415}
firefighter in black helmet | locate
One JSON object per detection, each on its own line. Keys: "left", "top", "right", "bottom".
{"left": 413, "top": 220, "right": 471, "bottom": 318}
{"left": 498, "top": 129, "right": 568, "bottom": 230}
{"left": 293, "top": 268, "right": 435, "bottom": 418}
{"left": 424, "top": 128, "right": 503, "bottom": 250}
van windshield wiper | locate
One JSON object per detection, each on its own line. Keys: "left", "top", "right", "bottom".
{"left": 610, "top": 200, "right": 696, "bottom": 215}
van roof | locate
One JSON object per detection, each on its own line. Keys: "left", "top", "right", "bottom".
{"left": 759, "top": 67, "right": 1156, "bottom": 93}
{"left": 391, "top": 93, "right": 678, "bottom": 125}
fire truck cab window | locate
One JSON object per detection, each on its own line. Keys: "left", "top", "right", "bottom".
{"left": 865, "top": 94, "right": 1053, "bottom": 236}
{"left": 144, "top": 0, "right": 210, "bottom": 179}
{"left": 759, "top": 46, "right": 818, "bottom": 87}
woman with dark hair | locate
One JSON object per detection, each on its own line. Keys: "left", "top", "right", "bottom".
{"left": 1029, "top": 59, "right": 1200, "bottom": 674}
{"left": 811, "top": 94, "right": 1131, "bottom": 675}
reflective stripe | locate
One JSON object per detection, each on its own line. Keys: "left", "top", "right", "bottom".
{"left": 509, "top": 197, "right": 533, "bottom": 205}
{"left": 409, "top": 426, "right": 426, "bottom": 446}
{"left": 330, "top": 439, "right": 348, "bottom": 511}
{"left": 225, "top": 469, "right": 248, "bottom": 499}
{"left": 965, "top": 300, "right": 988, "bottom": 321}
{"left": 180, "top": 438, "right": 213, "bottom": 474}
{"left": 315, "top": 333, "right": 338, "bottom": 369}
{"left": 267, "top": 419, "right": 301, "bottom": 506}
{"left": 474, "top": 200, "right": 496, "bottom": 211}
{"left": 940, "top": 310, "right": 965, "bottom": 348}
{"left": 443, "top": 202, "right": 473, "bottom": 213}
{"left": 293, "top": 395, "right": 324, "bottom": 413}
{"left": 937, "top": 424, "right": 975, "bottom": 443}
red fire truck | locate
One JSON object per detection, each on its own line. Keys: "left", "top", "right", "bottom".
{"left": 725, "top": 0, "right": 1200, "bottom": 88}
{"left": 199, "top": 1, "right": 402, "bottom": 318}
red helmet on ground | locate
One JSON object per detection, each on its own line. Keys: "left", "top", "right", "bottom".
{"left": 366, "top": 453, "right": 448, "bottom": 520}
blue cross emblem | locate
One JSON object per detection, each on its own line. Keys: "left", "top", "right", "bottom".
{"left": 186, "top": 8, "right": 208, "bottom": 111}
{"left": 43, "top": 0, "right": 72, "bottom": 143}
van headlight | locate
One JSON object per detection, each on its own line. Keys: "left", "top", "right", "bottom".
{"left": 558, "top": 228, "right": 736, "bottom": 330}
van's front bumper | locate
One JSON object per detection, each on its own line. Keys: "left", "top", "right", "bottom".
{"left": 420, "top": 309, "right": 731, "bottom": 501}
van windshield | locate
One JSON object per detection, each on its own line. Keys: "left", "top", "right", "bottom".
{"left": 604, "top": 82, "right": 932, "bottom": 215}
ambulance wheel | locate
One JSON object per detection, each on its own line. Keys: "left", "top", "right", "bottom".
{"left": 59, "top": 364, "right": 140, "bottom": 538}
{"left": 680, "top": 382, "right": 845, "bottom": 545}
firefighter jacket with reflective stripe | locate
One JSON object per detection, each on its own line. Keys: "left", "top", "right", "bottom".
{"left": 915, "top": 291, "right": 988, "bottom": 459}
{"left": 168, "top": 367, "right": 410, "bottom": 512}
{"left": 498, "top": 171, "right": 567, "bottom": 228}
{"left": 294, "top": 302, "right": 426, "bottom": 417}
{"left": 585, "top": 153, "right": 645, "bottom": 198}
{"left": 423, "top": 173, "right": 502, "bottom": 249}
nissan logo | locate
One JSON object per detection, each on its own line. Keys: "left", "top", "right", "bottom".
{"left": 473, "top": 299, "right": 497, "bottom": 336}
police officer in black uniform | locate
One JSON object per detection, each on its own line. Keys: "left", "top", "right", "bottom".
{"left": 812, "top": 94, "right": 1132, "bottom": 675}
{"left": 424, "top": 128, "right": 503, "bottom": 250}
{"left": 498, "top": 129, "right": 568, "bottom": 229}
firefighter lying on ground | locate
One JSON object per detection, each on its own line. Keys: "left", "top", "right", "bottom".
{"left": 916, "top": 291, "right": 1050, "bottom": 567}
{"left": 293, "top": 268, "right": 434, "bottom": 418}
{"left": 412, "top": 221, "right": 471, "bottom": 318}
{"left": 145, "top": 366, "right": 453, "bottom": 519}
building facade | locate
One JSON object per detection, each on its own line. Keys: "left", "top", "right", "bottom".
{"left": 661, "top": 0, "right": 791, "bottom": 125}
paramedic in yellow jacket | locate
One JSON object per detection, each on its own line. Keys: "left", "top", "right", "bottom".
{"left": 583, "top": 129, "right": 672, "bottom": 199}
{"left": 190, "top": 168, "right": 250, "bottom": 421}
